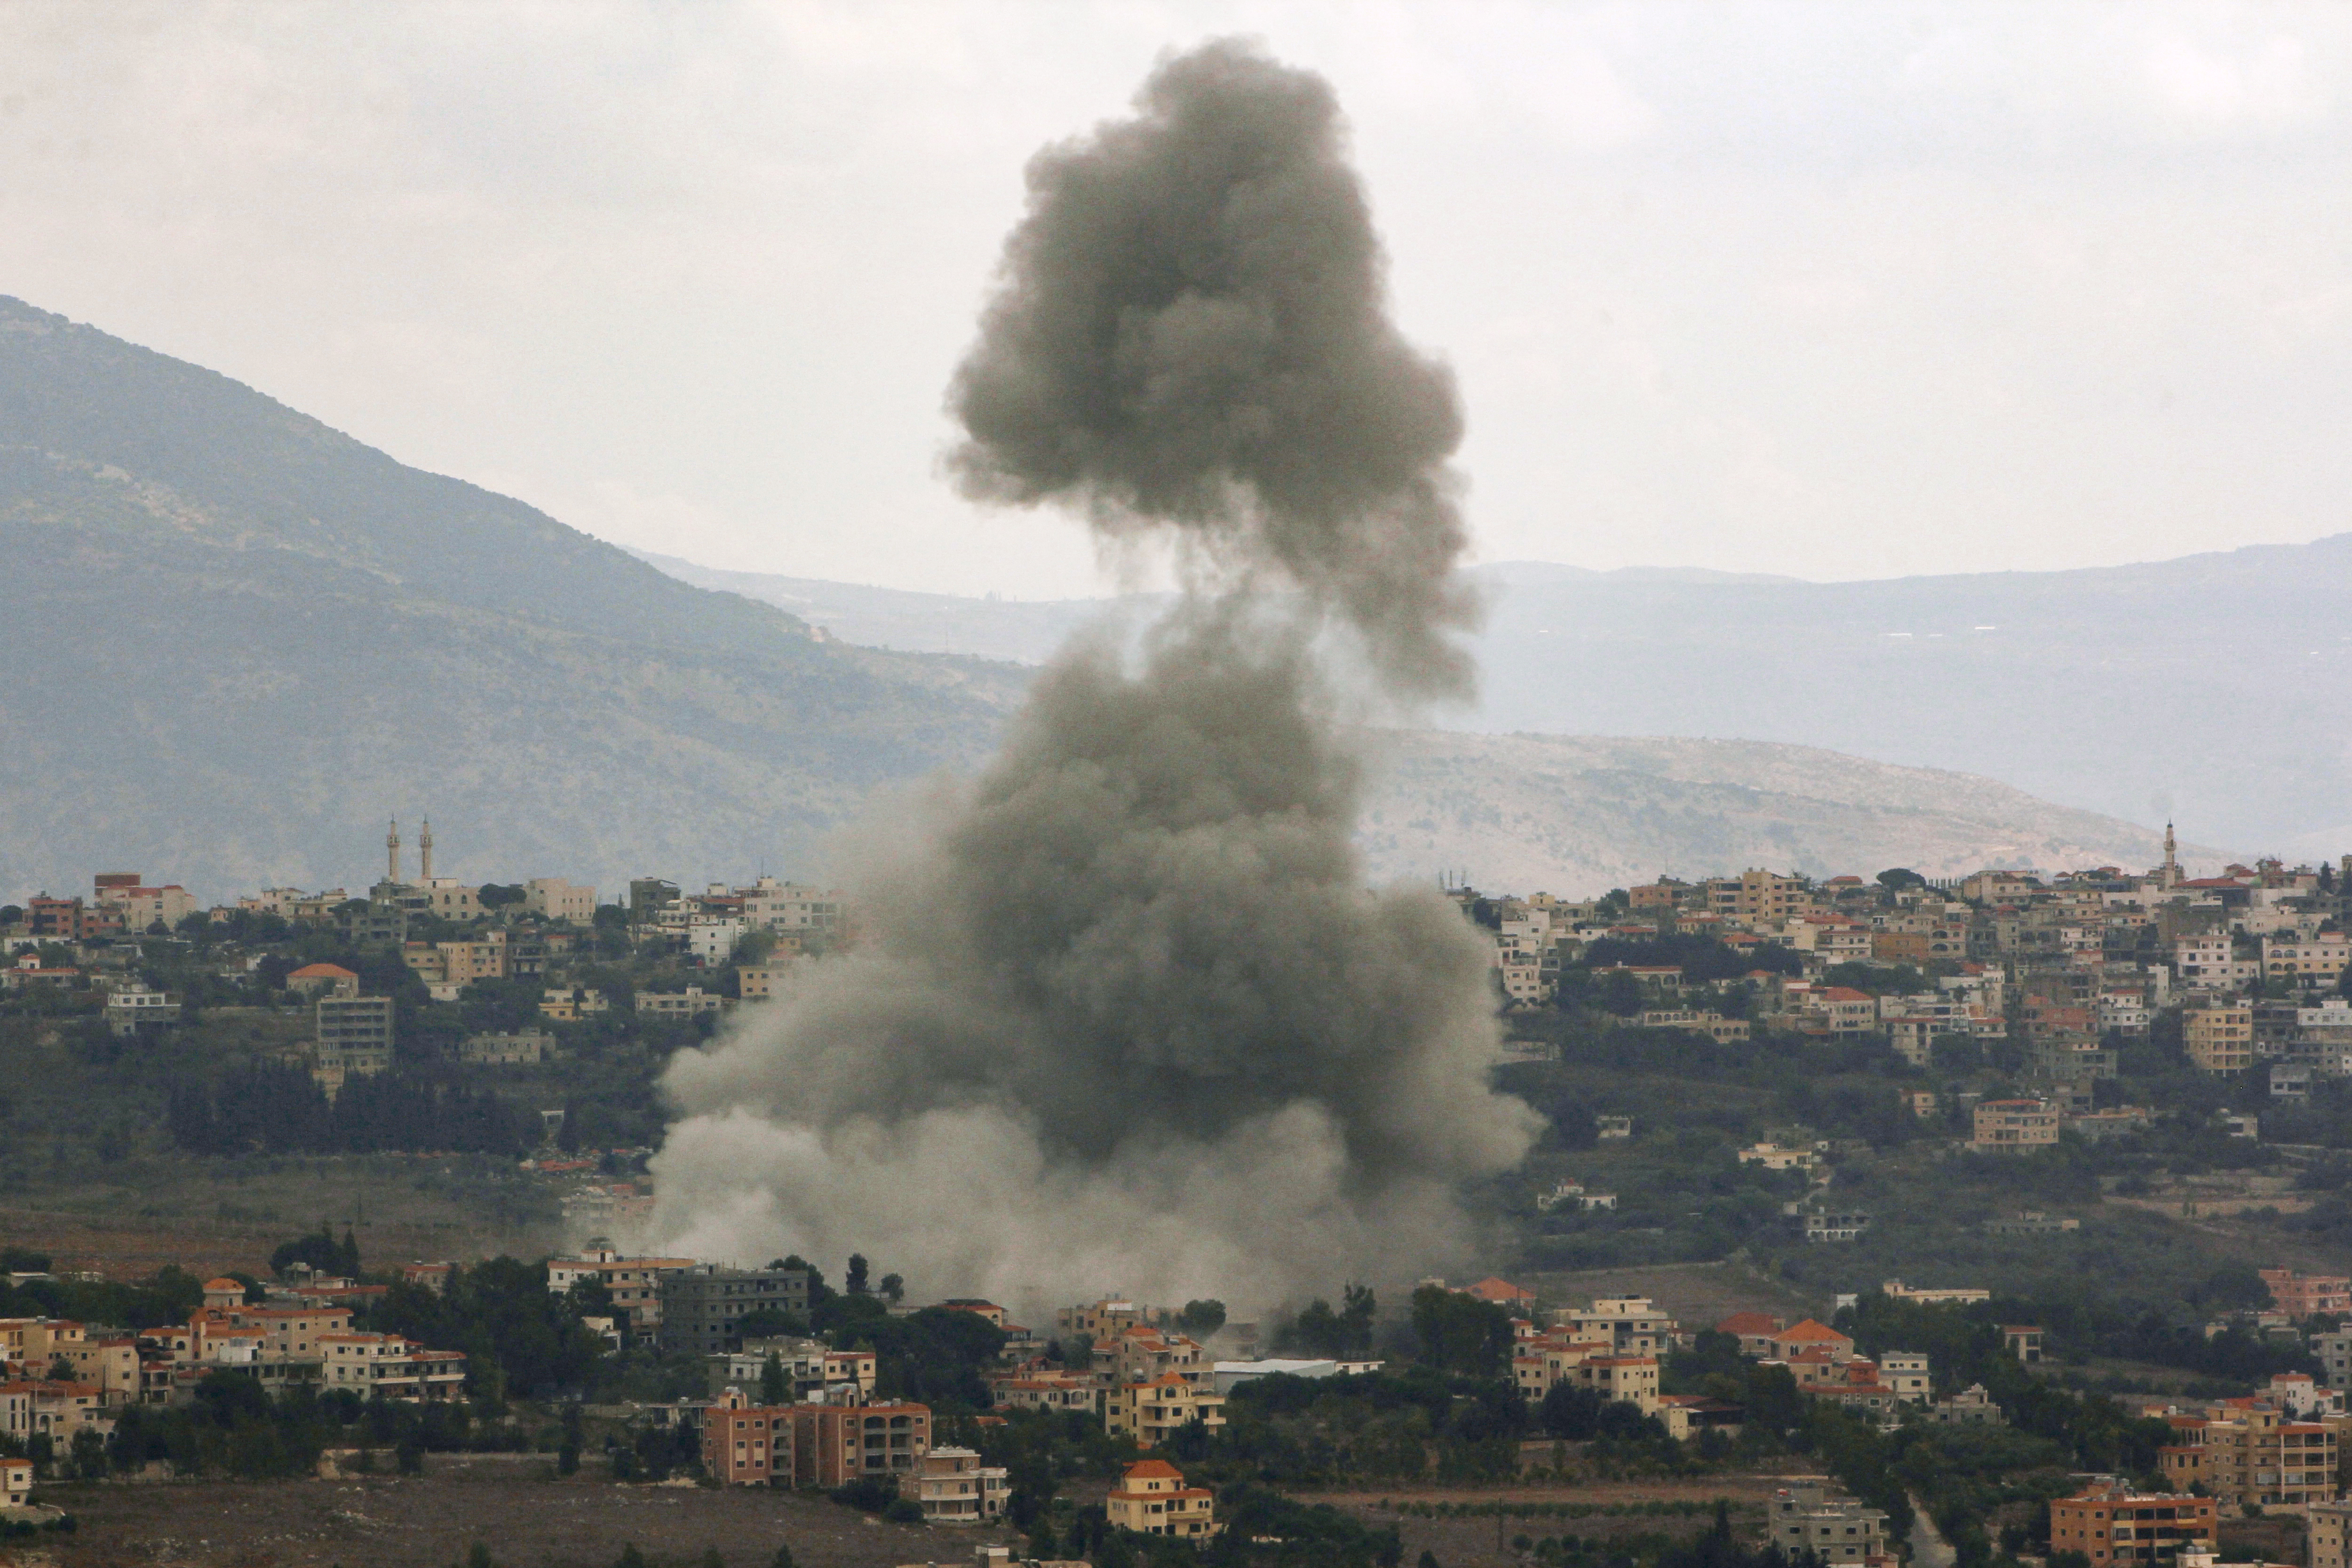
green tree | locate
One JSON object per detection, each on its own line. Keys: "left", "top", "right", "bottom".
{"left": 771, "top": 1544, "right": 797, "bottom": 1568}
{"left": 1175, "top": 1299, "right": 1227, "bottom": 1338}
{"left": 760, "top": 1353, "right": 787, "bottom": 1406}
{"left": 1408, "top": 1285, "right": 1512, "bottom": 1377}
{"left": 846, "top": 1254, "right": 870, "bottom": 1295}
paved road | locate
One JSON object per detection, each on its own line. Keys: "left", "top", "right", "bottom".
{"left": 1909, "top": 1496, "right": 1957, "bottom": 1568}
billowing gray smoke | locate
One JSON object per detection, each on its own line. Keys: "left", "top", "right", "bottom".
{"left": 649, "top": 40, "right": 1536, "bottom": 1309}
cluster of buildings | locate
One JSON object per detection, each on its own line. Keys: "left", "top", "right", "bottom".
{"left": 1476, "top": 838, "right": 2352, "bottom": 1091}
{"left": 630, "top": 1288, "right": 1229, "bottom": 1535}
{"left": 0, "top": 1269, "right": 466, "bottom": 1449}
{"left": 1, "top": 832, "right": 850, "bottom": 1101}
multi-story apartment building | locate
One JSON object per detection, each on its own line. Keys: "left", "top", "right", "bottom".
{"left": 1105, "top": 1459, "right": 1220, "bottom": 1539}
{"left": 1553, "top": 1297, "right": 1677, "bottom": 1356}
{"left": 2312, "top": 1331, "right": 2352, "bottom": 1390}
{"left": 1972, "top": 1099, "right": 2059, "bottom": 1152}
{"left": 314, "top": 995, "right": 394, "bottom": 1090}
{"left": 711, "top": 1337, "right": 875, "bottom": 1403}
{"left": 2160, "top": 1402, "right": 2339, "bottom": 1508}
{"left": 524, "top": 878, "right": 597, "bottom": 923}
{"left": 546, "top": 1245, "right": 699, "bottom": 1332}
{"left": 2312, "top": 1499, "right": 2352, "bottom": 1568}
{"left": 1574, "top": 1355, "right": 1661, "bottom": 1414}
{"left": 735, "top": 877, "right": 845, "bottom": 938}
{"left": 657, "top": 1265, "right": 812, "bottom": 1355}
{"left": 636, "top": 987, "right": 725, "bottom": 1019}
{"left": 2265, "top": 933, "right": 2351, "bottom": 987}
{"left": 705, "top": 1387, "right": 794, "bottom": 1485}
{"left": 1770, "top": 1483, "right": 1887, "bottom": 1562}
{"left": 899, "top": 1446, "right": 1010, "bottom": 1524}
{"left": 2184, "top": 999, "right": 2256, "bottom": 1075}
{"left": 1105, "top": 1372, "right": 1227, "bottom": 1444}
{"left": 317, "top": 1333, "right": 466, "bottom": 1401}
{"left": 2049, "top": 1483, "right": 2215, "bottom": 1565}
{"left": 990, "top": 1365, "right": 1101, "bottom": 1416}
{"left": 2260, "top": 1267, "right": 2352, "bottom": 1321}
{"left": 1089, "top": 1323, "right": 1213, "bottom": 1389}
{"left": 787, "top": 1401, "right": 931, "bottom": 1487}
{"left": 2176, "top": 933, "right": 2259, "bottom": 989}
{"left": 1711, "top": 870, "right": 1814, "bottom": 926}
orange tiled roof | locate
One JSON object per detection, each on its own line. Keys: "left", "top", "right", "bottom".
{"left": 1776, "top": 1319, "right": 1851, "bottom": 1344}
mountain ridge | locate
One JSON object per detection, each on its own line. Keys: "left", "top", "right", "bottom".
{"left": 0, "top": 295, "right": 1021, "bottom": 903}
{"left": 636, "top": 535, "right": 2352, "bottom": 852}
{"left": 0, "top": 294, "right": 2286, "bottom": 907}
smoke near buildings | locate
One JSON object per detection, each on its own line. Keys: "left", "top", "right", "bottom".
{"left": 648, "top": 40, "right": 1536, "bottom": 1309}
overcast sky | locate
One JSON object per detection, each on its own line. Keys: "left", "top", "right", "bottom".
{"left": 5, "top": 2, "right": 2349, "bottom": 599}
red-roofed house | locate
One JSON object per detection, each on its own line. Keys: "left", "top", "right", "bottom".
{"left": 286, "top": 963, "right": 360, "bottom": 1000}
{"left": 1106, "top": 1459, "right": 1221, "bottom": 1539}
{"left": 1715, "top": 1312, "right": 1786, "bottom": 1358}
{"left": 1460, "top": 1277, "right": 1537, "bottom": 1306}
{"left": 1807, "top": 987, "right": 1880, "bottom": 1036}
{"left": 1770, "top": 1320, "right": 1855, "bottom": 1363}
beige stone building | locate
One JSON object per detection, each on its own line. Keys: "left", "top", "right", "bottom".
{"left": 524, "top": 879, "right": 596, "bottom": 923}
{"left": 1105, "top": 1372, "right": 1226, "bottom": 1443}
{"left": 2184, "top": 998, "right": 2256, "bottom": 1075}
{"left": 1105, "top": 1459, "right": 1220, "bottom": 1539}
{"left": 899, "top": 1446, "right": 1010, "bottom": 1524}
{"left": 1972, "top": 1098, "right": 2059, "bottom": 1151}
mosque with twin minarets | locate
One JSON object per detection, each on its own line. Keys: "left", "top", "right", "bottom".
{"left": 370, "top": 815, "right": 482, "bottom": 920}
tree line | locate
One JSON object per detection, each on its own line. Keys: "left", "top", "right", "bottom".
{"left": 166, "top": 1063, "right": 532, "bottom": 1155}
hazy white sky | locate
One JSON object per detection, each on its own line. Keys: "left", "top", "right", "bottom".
{"left": 5, "top": 2, "right": 2349, "bottom": 598}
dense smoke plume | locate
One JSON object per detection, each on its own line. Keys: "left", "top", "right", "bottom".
{"left": 649, "top": 40, "right": 1536, "bottom": 1308}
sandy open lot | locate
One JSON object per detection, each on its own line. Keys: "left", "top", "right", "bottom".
{"left": 28, "top": 1453, "right": 1017, "bottom": 1568}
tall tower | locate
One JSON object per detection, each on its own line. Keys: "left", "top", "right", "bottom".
{"left": 420, "top": 817, "right": 435, "bottom": 883}
{"left": 2161, "top": 821, "right": 2179, "bottom": 889}
{"left": 387, "top": 817, "right": 402, "bottom": 883}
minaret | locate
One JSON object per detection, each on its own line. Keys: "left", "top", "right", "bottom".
{"left": 420, "top": 817, "right": 434, "bottom": 883}
{"left": 387, "top": 817, "right": 402, "bottom": 884}
{"left": 2161, "top": 821, "right": 2179, "bottom": 889}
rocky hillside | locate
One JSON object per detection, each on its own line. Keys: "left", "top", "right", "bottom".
{"left": 0, "top": 296, "right": 1020, "bottom": 902}
{"left": 1353, "top": 731, "right": 2206, "bottom": 897}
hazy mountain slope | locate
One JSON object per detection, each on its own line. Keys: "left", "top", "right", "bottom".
{"left": 1354, "top": 732, "right": 2202, "bottom": 897}
{"left": 0, "top": 293, "right": 2274, "bottom": 909}
{"left": 638, "top": 544, "right": 2352, "bottom": 853}
{"left": 630, "top": 549, "right": 1169, "bottom": 667}
{"left": 1467, "top": 550, "right": 2352, "bottom": 854}
{"left": 0, "top": 297, "right": 1020, "bottom": 903}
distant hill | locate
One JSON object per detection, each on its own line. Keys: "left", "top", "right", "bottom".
{"left": 630, "top": 549, "right": 1171, "bottom": 668}
{"left": 0, "top": 294, "right": 2290, "bottom": 909}
{"left": 640, "top": 544, "right": 2352, "bottom": 857}
{"left": 1353, "top": 731, "right": 2218, "bottom": 898}
{"left": 1462, "top": 551, "right": 2352, "bottom": 860}
{"left": 0, "top": 296, "right": 1020, "bottom": 903}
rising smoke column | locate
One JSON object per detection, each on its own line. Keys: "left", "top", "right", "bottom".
{"left": 649, "top": 40, "right": 1536, "bottom": 1308}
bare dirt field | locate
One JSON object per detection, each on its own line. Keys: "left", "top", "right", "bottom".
{"left": 1517, "top": 1259, "right": 1819, "bottom": 1328}
{"left": 0, "top": 1154, "right": 562, "bottom": 1280}
{"left": 19, "top": 1465, "right": 1824, "bottom": 1568}
{"left": 29, "top": 1454, "right": 1013, "bottom": 1568}
{"left": 1314, "top": 1477, "right": 1808, "bottom": 1568}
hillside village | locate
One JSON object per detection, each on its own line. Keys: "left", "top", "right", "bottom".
{"left": 8, "top": 827, "right": 2352, "bottom": 1564}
